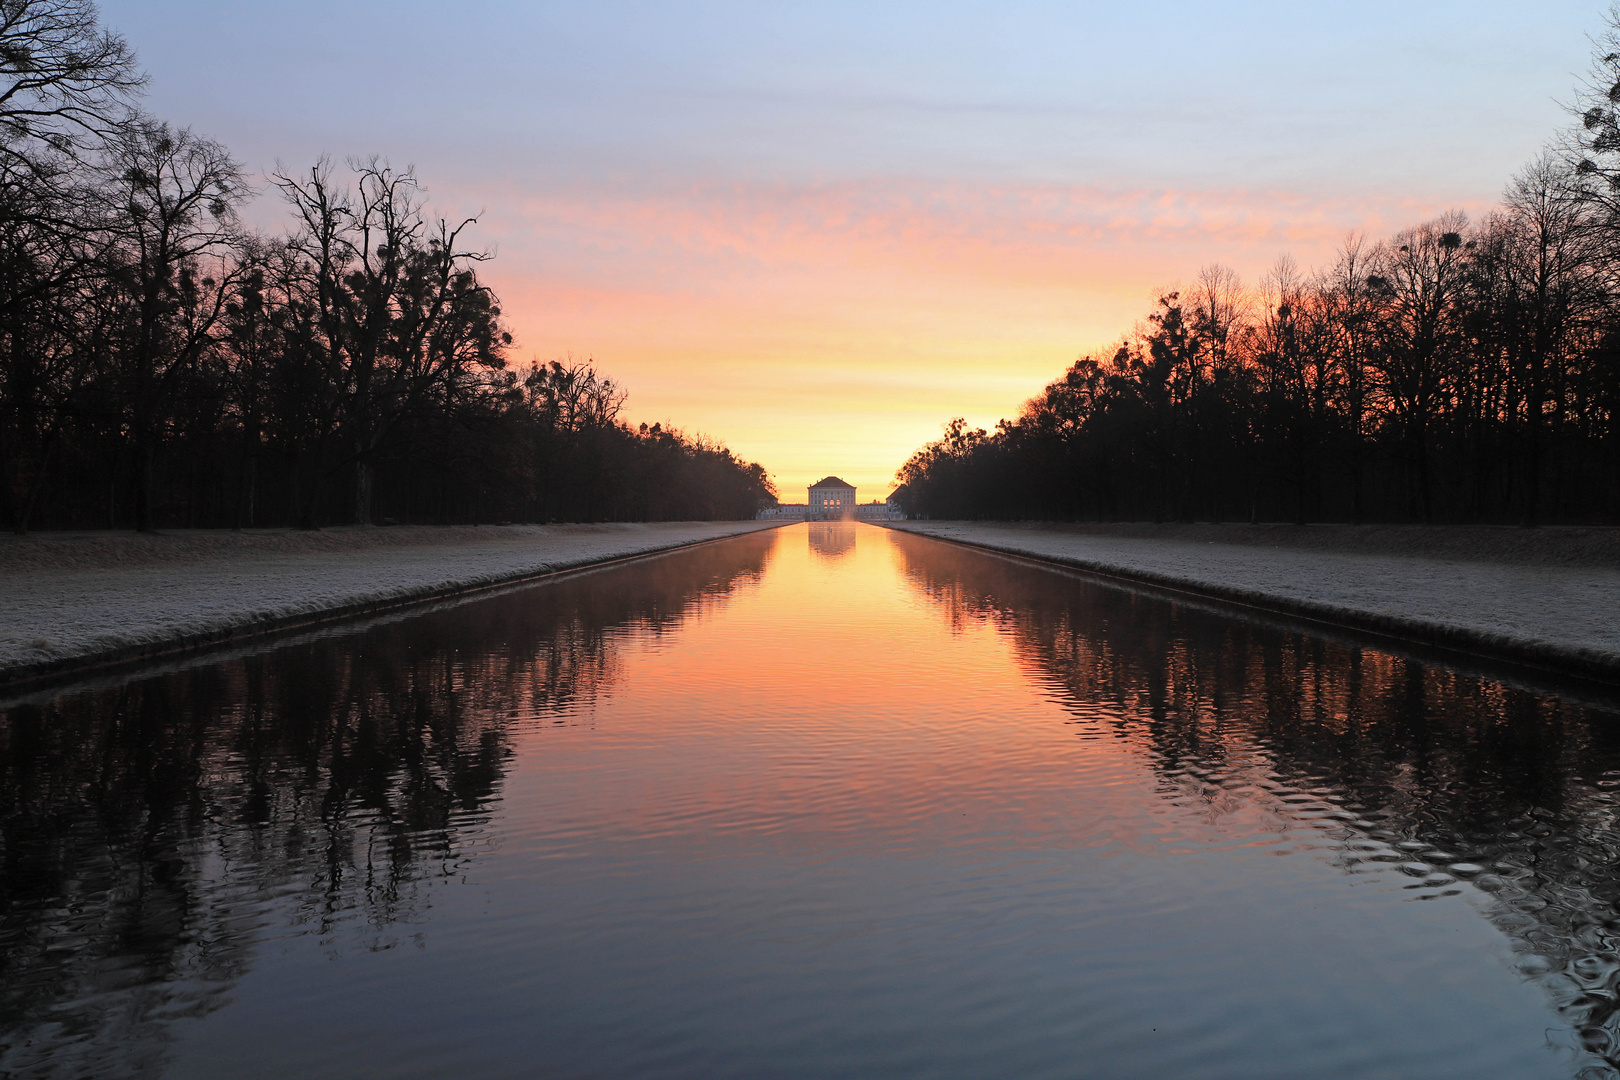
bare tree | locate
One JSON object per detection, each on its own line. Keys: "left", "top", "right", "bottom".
{"left": 1371, "top": 211, "right": 1472, "bottom": 520}
{"left": 524, "top": 357, "right": 626, "bottom": 435}
{"left": 1190, "top": 263, "right": 1250, "bottom": 375}
{"left": 0, "top": 0, "right": 143, "bottom": 529}
{"left": 273, "top": 158, "right": 509, "bottom": 525}
{"left": 95, "top": 119, "right": 247, "bottom": 531}
{"left": 0, "top": 0, "right": 143, "bottom": 165}
{"left": 1489, "top": 156, "right": 1605, "bottom": 523}
{"left": 1185, "top": 264, "right": 1251, "bottom": 520}
{"left": 1255, "top": 255, "right": 1338, "bottom": 522}
{"left": 1318, "top": 234, "right": 1381, "bottom": 522}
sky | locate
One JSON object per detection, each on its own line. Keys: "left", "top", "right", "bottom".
{"left": 99, "top": 0, "right": 1605, "bottom": 500}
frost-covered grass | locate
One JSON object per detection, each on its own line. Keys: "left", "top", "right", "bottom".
{"left": 885, "top": 521, "right": 1620, "bottom": 679}
{"left": 0, "top": 521, "right": 780, "bottom": 684}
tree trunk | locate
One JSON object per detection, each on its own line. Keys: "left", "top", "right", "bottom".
{"left": 134, "top": 433, "right": 156, "bottom": 532}
{"left": 1411, "top": 422, "right": 1433, "bottom": 523}
{"left": 0, "top": 424, "right": 18, "bottom": 533}
{"left": 1521, "top": 374, "right": 1543, "bottom": 528}
{"left": 1349, "top": 435, "right": 1363, "bottom": 525}
{"left": 352, "top": 456, "right": 373, "bottom": 525}
{"left": 15, "top": 428, "right": 61, "bottom": 535}
{"left": 296, "top": 456, "right": 323, "bottom": 530}
{"left": 236, "top": 453, "right": 257, "bottom": 530}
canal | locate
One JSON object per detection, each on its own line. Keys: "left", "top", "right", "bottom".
{"left": 4, "top": 522, "right": 1620, "bottom": 1078}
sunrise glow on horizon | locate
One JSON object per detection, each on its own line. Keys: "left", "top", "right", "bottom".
{"left": 99, "top": 0, "right": 1601, "bottom": 500}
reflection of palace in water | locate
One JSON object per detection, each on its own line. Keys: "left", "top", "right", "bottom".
{"left": 807, "top": 521, "right": 857, "bottom": 560}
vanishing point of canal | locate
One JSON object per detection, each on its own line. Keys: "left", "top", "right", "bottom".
{"left": 5, "top": 523, "right": 1620, "bottom": 1079}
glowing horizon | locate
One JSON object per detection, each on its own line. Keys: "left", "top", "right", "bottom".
{"left": 480, "top": 175, "right": 1497, "bottom": 498}
{"left": 99, "top": 0, "right": 1601, "bottom": 500}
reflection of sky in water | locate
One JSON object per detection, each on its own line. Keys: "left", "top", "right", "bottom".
{"left": 6, "top": 524, "right": 1620, "bottom": 1078}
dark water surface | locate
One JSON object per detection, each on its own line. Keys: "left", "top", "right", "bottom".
{"left": 6, "top": 523, "right": 1620, "bottom": 1079}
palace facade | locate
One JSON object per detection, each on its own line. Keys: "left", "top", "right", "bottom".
{"left": 808, "top": 476, "right": 856, "bottom": 520}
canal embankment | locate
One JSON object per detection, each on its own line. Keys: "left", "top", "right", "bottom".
{"left": 0, "top": 520, "right": 783, "bottom": 690}
{"left": 881, "top": 520, "right": 1620, "bottom": 682}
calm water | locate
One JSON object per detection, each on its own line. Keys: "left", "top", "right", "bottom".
{"left": 5, "top": 523, "right": 1620, "bottom": 1079}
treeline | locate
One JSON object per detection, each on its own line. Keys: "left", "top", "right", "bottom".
{"left": 0, "top": 1, "right": 773, "bottom": 532}
{"left": 898, "top": 25, "right": 1620, "bottom": 525}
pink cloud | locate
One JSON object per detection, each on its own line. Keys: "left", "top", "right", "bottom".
{"left": 490, "top": 177, "right": 1480, "bottom": 289}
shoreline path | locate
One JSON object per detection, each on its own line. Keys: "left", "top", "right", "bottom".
{"left": 0, "top": 521, "right": 782, "bottom": 691}
{"left": 881, "top": 520, "right": 1620, "bottom": 685}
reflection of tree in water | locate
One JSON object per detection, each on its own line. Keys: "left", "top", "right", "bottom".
{"left": 892, "top": 533, "right": 1620, "bottom": 1078}
{"left": 807, "top": 522, "right": 856, "bottom": 560}
{"left": 0, "top": 533, "right": 774, "bottom": 1079}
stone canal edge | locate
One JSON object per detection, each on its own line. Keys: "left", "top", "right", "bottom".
{"left": 1, "top": 521, "right": 788, "bottom": 696}
{"left": 878, "top": 520, "right": 1620, "bottom": 688}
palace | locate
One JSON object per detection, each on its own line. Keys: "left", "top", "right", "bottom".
{"left": 755, "top": 477, "right": 906, "bottom": 520}
{"left": 808, "top": 476, "right": 856, "bottom": 520}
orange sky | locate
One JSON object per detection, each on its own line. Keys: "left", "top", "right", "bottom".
{"left": 481, "top": 178, "right": 1485, "bottom": 500}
